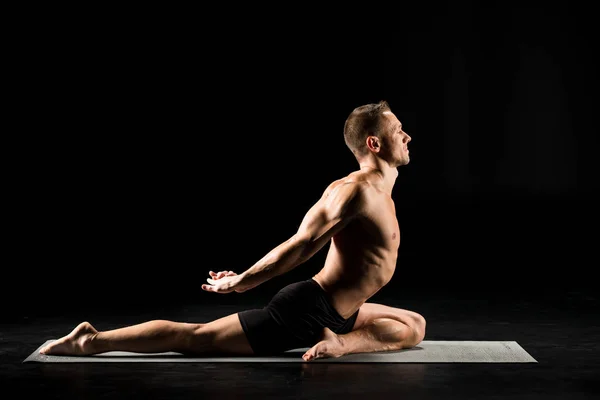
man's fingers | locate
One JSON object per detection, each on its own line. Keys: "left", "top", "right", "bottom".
{"left": 202, "top": 283, "right": 219, "bottom": 292}
{"left": 210, "top": 271, "right": 236, "bottom": 279}
{"left": 202, "top": 283, "right": 233, "bottom": 294}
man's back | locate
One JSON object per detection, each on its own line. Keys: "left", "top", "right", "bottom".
{"left": 312, "top": 168, "right": 400, "bottom": 319}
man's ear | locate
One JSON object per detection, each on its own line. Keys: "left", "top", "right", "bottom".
{"left": 365, "top": 135, "right": 380, "bottom": 153}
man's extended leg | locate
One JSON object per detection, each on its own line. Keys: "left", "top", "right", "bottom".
{"left": 40, "top": 313, "right": 254, "bottom": 356}
{"left": 303, "top": 302, "right": 426, "bottom": 361}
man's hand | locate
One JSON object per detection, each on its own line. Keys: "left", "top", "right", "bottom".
{"left": 201, "top": 270, "right": 246, "bottom": 294}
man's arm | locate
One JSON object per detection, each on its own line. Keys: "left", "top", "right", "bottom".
{"left": 240, "top": 181, "right": 363, "bottom": 288}
{"left": 202, "top": 181, "right": 364, "bottom": 293}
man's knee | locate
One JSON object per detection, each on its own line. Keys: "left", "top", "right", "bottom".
{"left": 411, "top": 313, "right": 426, "bottom": 346}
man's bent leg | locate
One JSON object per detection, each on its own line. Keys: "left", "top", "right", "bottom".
{"left": 351, "top": 302, "right": 426, "bottom": 335}
{"left": 302, "top": 302, "right": 426, "bottom": 361}
{"left": 40, "top": 313, "right": 254, "bottom": 356}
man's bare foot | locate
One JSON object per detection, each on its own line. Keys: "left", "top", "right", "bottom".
{"left": 39, "top": 322, "right": 99, "bottom": 356}
{"left": 302, "top": 327, "right": 345, "bottom": 362}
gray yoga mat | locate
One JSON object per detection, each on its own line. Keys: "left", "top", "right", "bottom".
{"left": 24, "top": 340, "right": 537, "bottom": 363}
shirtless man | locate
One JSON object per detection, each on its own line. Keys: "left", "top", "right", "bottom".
{"left": 40, "top": 100, "right": 426, "bottom": 361}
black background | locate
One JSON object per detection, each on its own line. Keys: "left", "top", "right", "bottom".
{"left": 7, "top": 3, "right": 598, "bottom": 317}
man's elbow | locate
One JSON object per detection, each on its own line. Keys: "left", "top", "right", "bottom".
{"left": 290, "top": 233, "right": 319, "bottom": 263}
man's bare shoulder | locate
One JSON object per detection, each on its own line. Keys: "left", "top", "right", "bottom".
{"left": 322, "top": 173, "right": 372, "bottom": 200}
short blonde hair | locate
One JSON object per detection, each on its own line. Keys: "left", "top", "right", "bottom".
{"left": 343, "top": 100, "right": 391, "bottom": 158}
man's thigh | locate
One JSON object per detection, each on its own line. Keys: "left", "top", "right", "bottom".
{"left": 237, "top": 308, "right": 307, "bottom": 355}
{"left": 198, "top": 313, "right": 255, "bottom": 355}
{"left": 352, "top": 302, "right": 425, "bottom": 331}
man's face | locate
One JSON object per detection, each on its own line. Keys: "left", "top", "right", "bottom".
{"left": 381, "top": 111, "right": 411, "bottom": 167}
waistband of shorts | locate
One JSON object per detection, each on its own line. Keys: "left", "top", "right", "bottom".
{"left": 307, "top": 278, "right": 321, "bottom": 289}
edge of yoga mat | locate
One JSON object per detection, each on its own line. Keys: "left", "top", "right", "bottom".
{"left": 24, "top": 340, "right": 538, "bottom": 363}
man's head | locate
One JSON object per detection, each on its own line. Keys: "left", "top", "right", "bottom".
{"left": 343, "top": 100, "right": 411, "bottom": 168}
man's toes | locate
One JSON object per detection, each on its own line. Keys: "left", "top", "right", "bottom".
{"left": 303, "top": 346, "right": 317, "bottom": 361}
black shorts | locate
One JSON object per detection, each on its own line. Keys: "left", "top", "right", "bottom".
{"left": 237, "top": 278, "right": 359, "bottom": 356}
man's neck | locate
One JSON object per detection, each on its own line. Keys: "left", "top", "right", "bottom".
{"left": 358, "top": 163, "right": 398, "bottom": 195}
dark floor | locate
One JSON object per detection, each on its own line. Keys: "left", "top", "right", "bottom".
{"left": 2, "top": 289, "right": 599, "bottom": 400}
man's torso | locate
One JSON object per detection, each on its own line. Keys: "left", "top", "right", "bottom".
{"left": 313, "top": 171, "right": 400, "bottom": 318}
